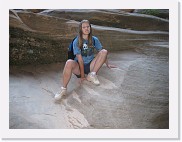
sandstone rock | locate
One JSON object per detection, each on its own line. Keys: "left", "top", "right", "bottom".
{"left": 9, "top": 49, "right": 169, "bottom": 129}
{"left": 120, "top": 9, "right": 135, "bottom": 13}
{"left": 26, "top": 9, "right": 46, "bottom": 13}
{"left": 9, "top": 9, "right": 169, "bottom": 65}
{"left": 133, "top": 9, "right": 169, "bottom": 19}
{"left": 9, "top": 9, "right": 169, "bottom": 129}
{"left": 40, "top": 9, "right": 168, "bottom": 31}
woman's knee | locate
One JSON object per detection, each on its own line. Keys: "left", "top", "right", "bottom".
{"left": 65, "top": 59, "right": 74, "bottom": 69}
{"left": 100, "top": 49, "right": 108, "bottom": 56}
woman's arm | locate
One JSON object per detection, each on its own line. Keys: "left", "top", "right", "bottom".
{"left": 77, "top": 54, "right": 86, "bottom": 81}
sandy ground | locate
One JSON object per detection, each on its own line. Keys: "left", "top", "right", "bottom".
{"left": 9, "top": 47, "right": 169, "bottom": 129}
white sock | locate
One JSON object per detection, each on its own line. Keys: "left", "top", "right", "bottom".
{"left": 91, "top": 72, "right": 96, "bottom": 75}
{"left": 61, "top": 86, "right": 67, "bottom": 90}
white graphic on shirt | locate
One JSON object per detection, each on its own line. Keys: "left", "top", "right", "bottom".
{"left": 83, "top": 43, "right": 88, "bottom": 50}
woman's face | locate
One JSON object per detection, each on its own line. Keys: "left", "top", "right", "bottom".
{"left": 81, "top": 22, "right": 90, "bottom": 35}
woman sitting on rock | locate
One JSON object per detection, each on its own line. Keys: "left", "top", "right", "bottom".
{"left": 55, "top": 19, "right": 117, "bottom": 101}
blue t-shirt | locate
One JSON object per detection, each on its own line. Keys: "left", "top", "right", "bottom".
{"left": 73, "top": 36, "right": 102, "bottom": 64}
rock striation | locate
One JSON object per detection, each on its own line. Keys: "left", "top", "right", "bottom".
{"left": 9, "top": 9, "right": 168, "bottom": 65}
{"left": 9, "top": 9, "right": 169, "bottom": 129}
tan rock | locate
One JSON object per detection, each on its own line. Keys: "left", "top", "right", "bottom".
{"left": 9, "top": 9, "right": 168, "bottom": 65}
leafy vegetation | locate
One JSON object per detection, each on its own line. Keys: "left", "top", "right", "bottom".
{"left": 140, "top": 9, "right": 160, "bottom": 16}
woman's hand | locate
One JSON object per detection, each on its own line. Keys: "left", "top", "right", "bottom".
{"left": 107, "top": 64, "right": 118, "bottom": 69}
{"left": 79, "top": 77, "right": 86, "bottom": 84}
{"left": 105, "top": 59, "right": 118, "bottom": 69}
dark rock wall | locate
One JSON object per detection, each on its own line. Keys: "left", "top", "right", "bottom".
{"left": 10, "top": 28, "right": 69, "bottom": 65}
{"left": 133, "top": 9, "right": 169, "bottom": 19}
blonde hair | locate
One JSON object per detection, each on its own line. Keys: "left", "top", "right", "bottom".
{"left": 78, "top": 20, "right": 93, "bottom": 49}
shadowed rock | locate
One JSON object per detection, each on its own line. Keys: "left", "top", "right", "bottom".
{"left": 9, "top": 9, "right": 168, "bottom": 65}
{"left": 133, "top": 9, "right": 169, "bottom": 19}
{"left": 40, "top": 9, "right": 169, "bottom": 31}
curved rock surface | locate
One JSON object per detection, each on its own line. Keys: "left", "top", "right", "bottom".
{"left": 133, "top": 9, "right": 169, "bottom": 19}
{"left": 9, "top": 9, "right": 168, "bottom": 65}
{"left": 9, "top": 47, "right": 169, "bottom": 129}
{"left": 9, "top": 9, "right": 169, "bottom": 129}
{"left": 40, "top": 9, "right": 168, "bottom": 31}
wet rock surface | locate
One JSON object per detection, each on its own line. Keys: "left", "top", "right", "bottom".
{"left": 9, "top": 47, "right": 169, "bottom": 129}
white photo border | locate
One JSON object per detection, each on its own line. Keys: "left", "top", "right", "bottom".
{"left": 0, "top": 0, "right": 179, "bottom": 139}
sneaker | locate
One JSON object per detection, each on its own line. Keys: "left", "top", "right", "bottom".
{"left": 54, "top": 87, "right": 67, "bottom": 101}
{"left": 87, "top": 73, "right": 100, "bottom": 85}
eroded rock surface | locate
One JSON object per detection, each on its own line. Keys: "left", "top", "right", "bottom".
{"left": 9, "top": 9, "right": 168, "bottom": 65}
{"left": 9, "top": 47, "right": 169, "bottom": 129}
{"left": 9, "top": 9, "right": 169, "bottom": 129}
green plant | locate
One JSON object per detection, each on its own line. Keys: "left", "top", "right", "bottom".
{"left": 141, "top": 9, "right": 160, "bottom": 16}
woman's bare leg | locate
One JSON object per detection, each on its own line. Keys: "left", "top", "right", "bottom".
{"left": 90, "top": 49, "right": 108, "bottom": 73}
{"left": 62, "top": 59, "right": 80, "bottom": 88}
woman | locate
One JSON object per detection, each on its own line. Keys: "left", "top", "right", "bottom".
{"left": 55, "top": 20, "right": 117, "bottom": 101}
